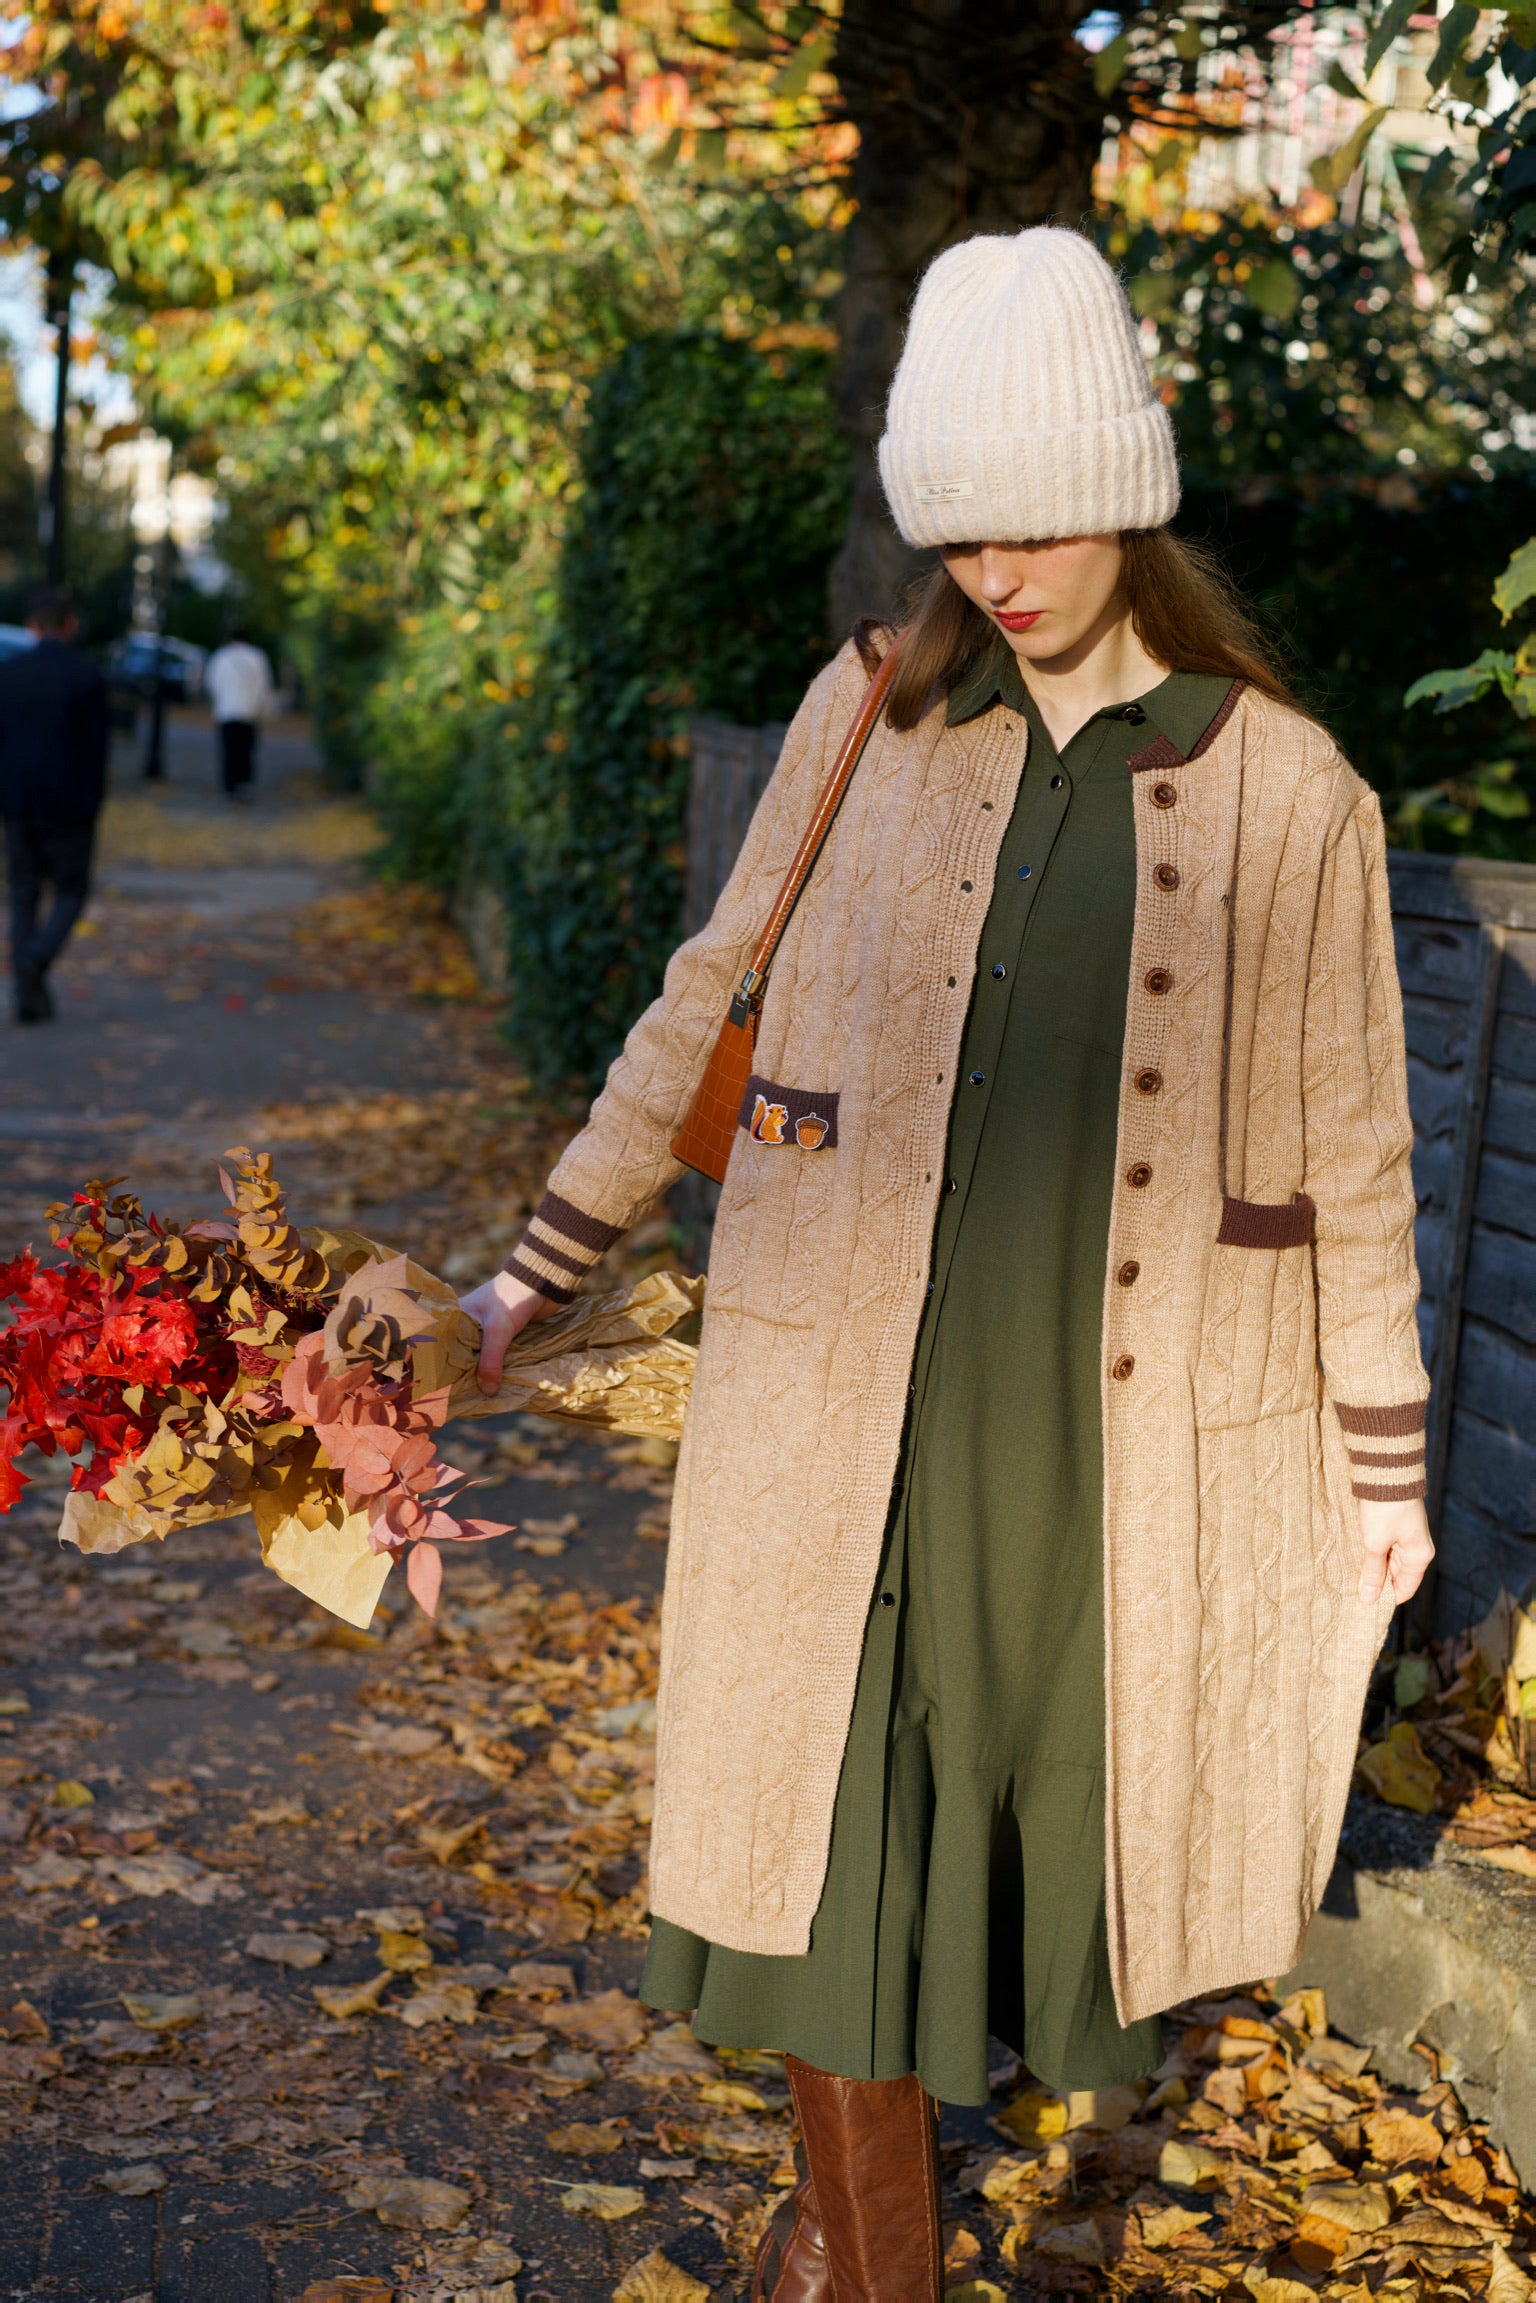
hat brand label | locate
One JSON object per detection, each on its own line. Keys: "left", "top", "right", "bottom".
{"left": 914, "top": 479, "right": 975, "bottom": 503}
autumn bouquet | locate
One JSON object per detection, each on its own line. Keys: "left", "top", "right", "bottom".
{"left": 0, "top": 1149, "right": 701, "bottom": 1627}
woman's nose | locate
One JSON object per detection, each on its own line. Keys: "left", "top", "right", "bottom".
{"left": 977, "top": 551, "right": 1019, "bottom": 601}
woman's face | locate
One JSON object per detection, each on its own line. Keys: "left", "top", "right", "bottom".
{"left": 940, "top": 534, "right": 1126, "bottom": 664}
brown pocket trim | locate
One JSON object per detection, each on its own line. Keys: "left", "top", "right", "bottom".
{"left": 1216, "top": 1190, "right": 1315, "bottom": 1248}
{"left": 738, "top": 1075, "right": 839, "bottom": 1149}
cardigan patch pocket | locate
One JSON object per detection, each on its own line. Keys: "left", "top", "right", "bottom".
{"left": 1194, "top": 1213, "right": 1318, "bottom": 1430}
{"left": 737, "top": 1075, "right": 839, "bottom": 1151}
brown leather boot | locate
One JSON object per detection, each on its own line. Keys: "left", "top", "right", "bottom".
{"left": 751, "top": 2144, "right": 833, "bottom": 2301}
{"left": 782, "top": 2055, "right": 942, "bottom": 2303}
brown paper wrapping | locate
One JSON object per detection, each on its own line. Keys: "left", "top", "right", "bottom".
{"left": 57, "top": 1258, "right": 703, "bottom": 1621}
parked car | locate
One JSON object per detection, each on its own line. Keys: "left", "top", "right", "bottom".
{"left": 0, "top": 623, "right": 37, "bottom": 661}
{"left": 106, "top": 633, "right": 207, "bottom": 702}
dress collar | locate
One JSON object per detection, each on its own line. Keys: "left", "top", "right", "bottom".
{"left": 944, "top": 631, "right": 1237, "bottom": 763}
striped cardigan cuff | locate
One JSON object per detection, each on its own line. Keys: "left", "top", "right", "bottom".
{"left": 503, "top": 1189, "right": 623, "bottom": 1306}
{"left": 1335, "top": 1398, "right": 1428, "bottom": 1501}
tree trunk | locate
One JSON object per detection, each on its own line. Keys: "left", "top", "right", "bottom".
{"left": 827, "top": 2, "right": 1110, "bottom": 635}
{"left": 42, "top": 247, "right": 73, "bottom": 589}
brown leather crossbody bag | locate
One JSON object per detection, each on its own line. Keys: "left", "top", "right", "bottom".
{"left": 670, "top": 638, "right": 905, "bottom": 1184}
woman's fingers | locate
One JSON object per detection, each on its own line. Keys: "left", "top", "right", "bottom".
{"left": 1357, "top": 1497, "right": 1436, "bottom": 1607}
{"left": 476, "top": 1301, "right": 515, "bottom": 1395}
{"left": 456, "top": 1272, "right": 553, "bottom": 1396}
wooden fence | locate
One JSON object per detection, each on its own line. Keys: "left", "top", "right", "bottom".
{"left": 1390, "top": 853, "right": 1536, "bottom": 1635}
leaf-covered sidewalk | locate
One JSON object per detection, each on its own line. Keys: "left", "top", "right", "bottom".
{"left": 2, "top": 717, "right": 1534, "bottom": 2300}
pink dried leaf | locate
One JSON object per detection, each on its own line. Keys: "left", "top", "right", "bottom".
{"left": 405, "top": 1541, "right": 442, "bottom": 1616}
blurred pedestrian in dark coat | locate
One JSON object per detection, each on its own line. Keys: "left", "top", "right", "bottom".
{"left": 0, "top": 588, "right": 110, "bottom": 1024}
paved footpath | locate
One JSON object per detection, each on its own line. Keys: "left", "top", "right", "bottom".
{"left": 0, "top": 717, "right": 844, "bottom": 2302}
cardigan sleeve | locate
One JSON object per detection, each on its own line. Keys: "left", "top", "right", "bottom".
{"left": 503, "top": 644, "right": 866, "bottom": 1303}
{"left": 1303, "top": 787, "right": 1431, "bottom": 1500}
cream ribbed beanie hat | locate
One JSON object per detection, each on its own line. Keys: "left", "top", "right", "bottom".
{"left": 878, "top": 227, "right": 1179, "bottom": 548}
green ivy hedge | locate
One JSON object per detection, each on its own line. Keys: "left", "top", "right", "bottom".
{"left": 481, "top": 328, "right": 849, "bottom": 1090}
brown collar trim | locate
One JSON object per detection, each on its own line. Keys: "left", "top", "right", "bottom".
{"left": 1126, "top": 677, "right": 1248, "bottom": 774}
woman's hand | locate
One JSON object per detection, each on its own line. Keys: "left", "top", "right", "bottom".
{"left": 458, "top": 1269, "right": 556, "bottom": 1396}
{"left": 1357, "top": 1496, "right": 1435, "bottom": 1607}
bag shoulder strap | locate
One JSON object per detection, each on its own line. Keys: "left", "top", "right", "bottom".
{"left": 728, "top": 636, "right": 904, "bottom": 1026}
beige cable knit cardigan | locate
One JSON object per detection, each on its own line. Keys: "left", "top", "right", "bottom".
{"left": 506, "top": 640, "right": 1429, "bottom": 2026}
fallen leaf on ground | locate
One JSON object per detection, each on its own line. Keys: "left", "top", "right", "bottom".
{"left": 1299, "top": 2180, "right": 1391, "bottom": 2233}
{"left": 1363, "top": 2106, "right": 1443, "bottom": 2167}
{"left": 377, "top": 1928, "right": 433, "bottom": 1973}
{"left": 346, "top": 2173, "right": 471, "bottom": 2230}
{"left": 97, "top": 2163, "right": 167, "bottom": 2195}
{"left": 543, "top": 1988, "right": 647, "bottom": 2051}
{"left": 251, "top": 1800, "right": 312, "bottom": 1827}
{"left": 417, "top": 1817, "right": 483, "bottom": 1865}
{"left": 1, "top": 2000, "right": 48, "bottom": 2040}
{"left": 51, "top": 1779, "right": 95, "bottom": 1808}
{"left": 15, "top": 1851, "right": 88, "bottom": 1890}
{"left": 1478, "top": 1843, "right": 1536, "bottom": 1877}
{"left": 612, "top": 2248, "right": 710, "bottom": 2302}
{"left": 561, "top": 2182, "right": 646, "bottom": 2220}
{"left": 1357, "top": 1721, "right": 1440, "bottom": 1813}
{"left": 245, "top": 1930, "right": 329, "bottom": 1969}
{"left": 943, "top": 2223, "right": 982, "bottom": 2276}
{"left": 396, "top": 1982, "right": 478, "bottom": 2027}
{"left": 120, "top": 1992, "right": 202, "bottom": 2033}
{"left": 503, "top": 1960, "right": 575, "bottom": 1998}
{"left": 1141, "top": 2204, "right": 1212, "bottom": 2246}
{"left": 992, "top": 2086, "right": 1067, "bottom": 2147}
{"left": 696, "top": 2079, "right": 771, "bottom": 2112}
{"left": 298, "top": 2284, "right": 393, "bottom": 2302}
{"left": 943, "top": 2287, "right": 1006, "bottom": 2303}
{"left": 313, "top": 1971, "right": 393, "bottom": 2021}
{"left": 1159, "top": 2137, "right": 1229, "bottom": 2187}
{"left": 1031, "top": 2219, "right": 1104, "bottom": 2265}
{"left": 1489, "top": 2241, "right": 1536, "bottom": 2301}
{"left": 1065, "top": 2081, "right": 1145, "bottom": 2131}
{"left": 547, "top": 2120, "right": 627, "bottom": 2155}
{"left": 1243, "top": 2277, "right": 1316, "bottom": 2303}
{"left": 97, "top": 1851, "right": 227, "bottom": 1904}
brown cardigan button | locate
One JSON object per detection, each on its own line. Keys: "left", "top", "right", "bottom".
{"left": 1135, "top": 1068, "right": 1163, "bottom": 1095}
{"left": 1145, "top": 968, "right": 1173, "bottom": 994}
{"left": 1151, "top": 782, "right": 1178, "bottom": 808}
{"left": 1112, "top": 1354, "right": 1135, "bottom": 1380}
{"left": 1127, "top": 1162, "right": 1152, "bottom": 1187}
{"left": 1154, "top": 863, "right": 1180, "bottom": 890}
{"left": 1117, "top": 1261, "right": 1140, "bottom": 1286}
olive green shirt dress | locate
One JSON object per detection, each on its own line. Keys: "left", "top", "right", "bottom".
{"left": 642, "top": 652, "right": 1235, "bottom": 2106}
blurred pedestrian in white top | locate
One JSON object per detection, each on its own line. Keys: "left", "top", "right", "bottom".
{"left": 205, "top": 629, "right": 276, "bottom": 802}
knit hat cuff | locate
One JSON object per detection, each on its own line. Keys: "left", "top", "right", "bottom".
{"left": 879, "top": 399, "right": 1180, "bottom": 549}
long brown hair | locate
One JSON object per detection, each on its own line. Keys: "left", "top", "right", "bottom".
{"left": 869, "top": 529, "right": 1306, "bottom": 734}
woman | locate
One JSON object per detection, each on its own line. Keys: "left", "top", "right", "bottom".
{"left": 463, "top": 229, "right": 1433, "bottom": 2300}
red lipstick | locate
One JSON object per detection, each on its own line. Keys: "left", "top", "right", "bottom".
{"left": 992, "top": 609, "right": 1042, "bottom": 632}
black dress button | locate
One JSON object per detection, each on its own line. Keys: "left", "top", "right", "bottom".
{"left": 1017, "top": 863, "right": 1031, "bottom": 880}
{"left": 879, "top": 1591, "right": 896, "bottom": 1608}
{"left": 1121, "top": 703, "right": 1147, "bottom": 724}
{"left": 1050, "top": 774, "right": 1064, "bottom": 789}
{"left": 991, "top": 963, "right": 1007, "bottom": 980}
{"left": 969, "top": 1070, "right": 985, "bottom": 1086}
{"left": 943, "top": 1177, "right": 958, "bottom": 1194}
